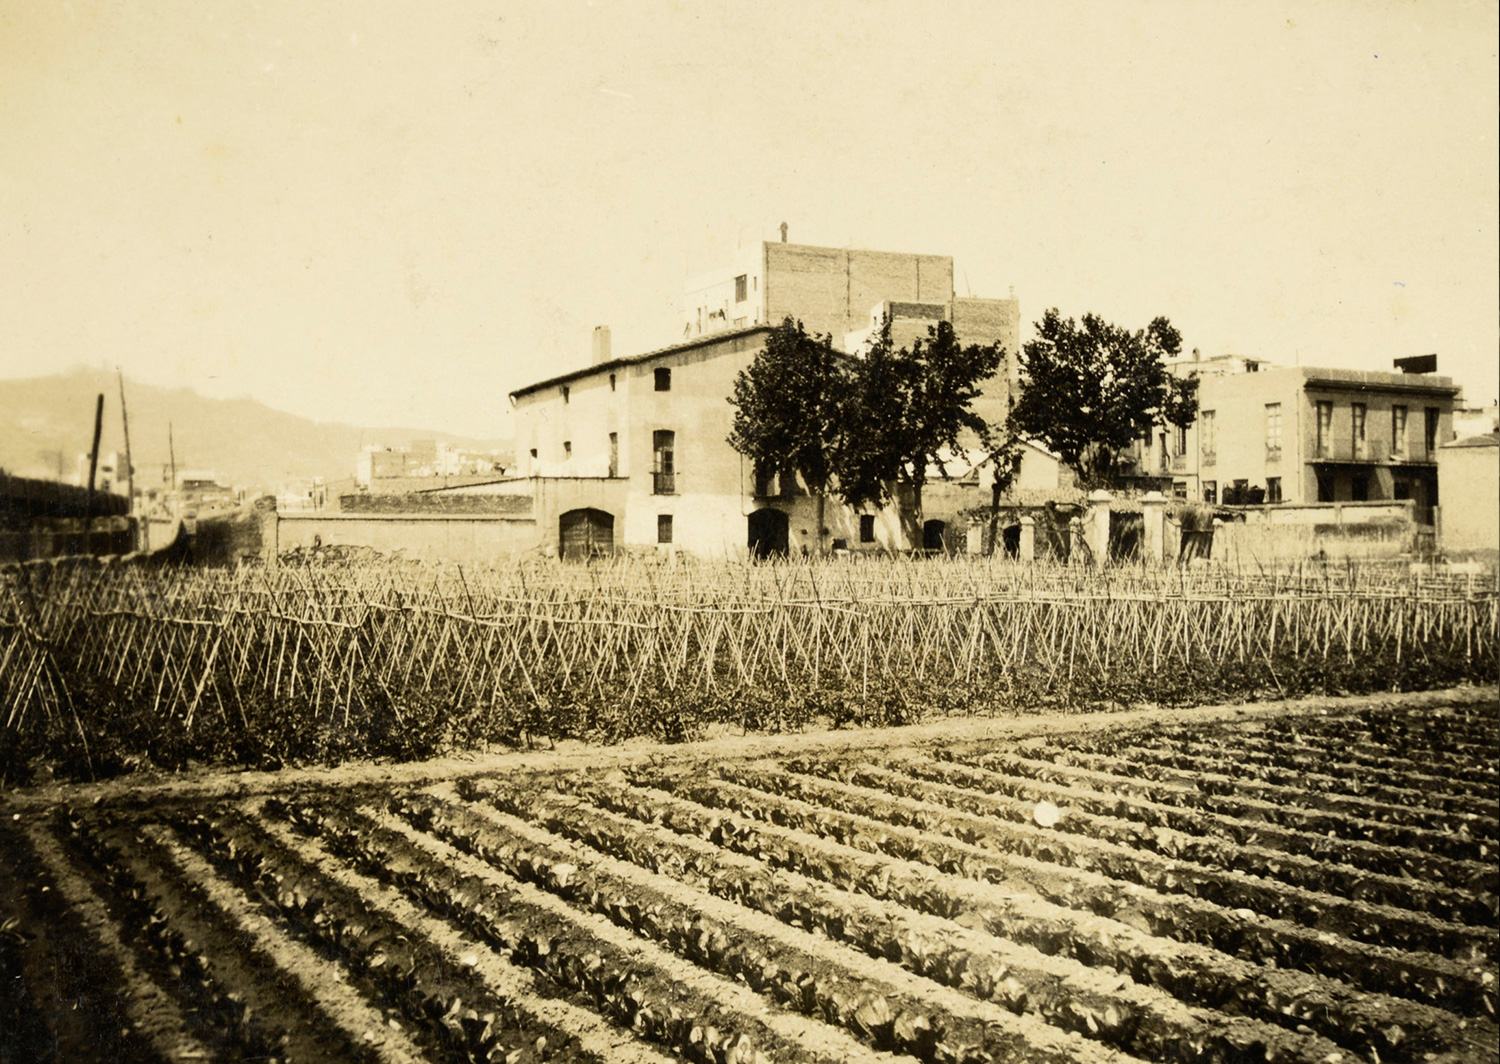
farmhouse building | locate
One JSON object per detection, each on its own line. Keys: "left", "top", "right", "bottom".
{"left": 508, "top": 239, "right": 1022, "bottom": 559}
{"left": 1125, "top": 353, "right": 1460, "bottom": 522}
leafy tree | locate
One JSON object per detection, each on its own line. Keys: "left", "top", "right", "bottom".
{"left": 982, "top": 424, "right": 1026, "bottom": 554}
{"left": 727, "top": 317, "right": 846, "bottom": 552}
{"left": 1010, "top": 309, "right": 1198, "bottom": 488}
{"left": 834, "top": 319, "right": 1004, "bottom": 547}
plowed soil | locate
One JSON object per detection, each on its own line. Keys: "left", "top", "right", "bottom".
{"left": 2, "top": 687, "right": 1496, "bottom": 1064}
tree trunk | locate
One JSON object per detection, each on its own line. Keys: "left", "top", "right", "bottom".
{"left": 987, "top": 476, "right": 1001, "bottom": 556}
{"left": 815, "top": 490, "right": 828, "bottom": 555}
{"left": 909, "top": 477, "right": 925, "bottom": 553}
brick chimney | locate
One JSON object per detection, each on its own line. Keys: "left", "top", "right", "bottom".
{"left": 592, "top": 325, "right": 612, "bottom": 365}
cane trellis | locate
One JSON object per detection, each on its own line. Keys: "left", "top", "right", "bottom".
{"left": 2, "top": 555, "right": 1496, "bottom": 739}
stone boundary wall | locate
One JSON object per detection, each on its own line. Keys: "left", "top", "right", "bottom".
{"left": 264, "top": 512, "right": 540, "bottom": 565}
{"left": 340, "top": 492, "right": 533, "bottom": 516}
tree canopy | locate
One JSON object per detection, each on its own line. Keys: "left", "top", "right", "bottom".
{"left": 1009, "top": 309, "right": 1198, "bottom": 487}
{"left": 728, "top": 316, "right": 1004, "bottom": 549}
{"left": 835, "top": 320, "right": 1003, "bottom": 528}
{"left": 726, "top": 317, "right": 846, "bottom": 548}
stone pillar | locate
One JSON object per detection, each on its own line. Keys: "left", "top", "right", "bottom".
{"left": 1141, "top": 490, "right": 1166, "bottom": 564}
{"left": 1085, "top": 489, "right": 1112, "bottom": 567}
{"left": 1018, "top": 515, "right": 1036, "bottom": 563}
{"left": 260, "top": 510, "right": 280, "bottom": 566}
{"left": 966, "top": 525, "right": 984, "bottom": 556}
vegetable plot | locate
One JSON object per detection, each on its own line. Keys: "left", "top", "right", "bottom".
{"left": 2, "top": 695, "right": 1496, "bottom": 1063}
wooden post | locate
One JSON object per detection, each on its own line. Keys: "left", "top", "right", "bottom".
{"left": 1018, "top": 515, "right": 1035, "bottom": 562}
{"left": 84, "top": 393, "right": 104, "bottom": 555}
{"left": 117, "top": 370, "right": 136, "bottom": 550}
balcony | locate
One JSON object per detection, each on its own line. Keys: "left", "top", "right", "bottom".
{"left": 652, "top": 471, "right": 676, "bottom": 495}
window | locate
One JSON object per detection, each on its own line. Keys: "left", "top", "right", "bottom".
{"left": 609, "top": 373, "right": 616, "bottom": 392}
{"left": 1392, "top": 405, "right": 1408, "bottom": 455}
{"left": 1202, "top": 481, "right": 1217, "bottom": 504}
{"left": 563, "top": 441, "right": 571, "bottom": 461}
{"left": 652, "top": 429, "right": 675, "bottom": 494}
{"left": 1314, "top": 401, "right": 1332, "bottom": 458}
{"left": 1425, "top": 407, "right": 1440, "bottom": 454}
{"left": 1199, "top": 410, "right": 1216, "bottom": 464}
{"left": 562, "top": 385, "right": 570, "bottom": 404}
{"left": 1172, "top": 481, "right": 1188, "bottom": 500}
{"left": 608, "top": 432, "right": 618, "bottom": 478}
{"left": 1158, "top": 432, "right": 1169, "bottom": 473}
{"left": 1174, "top": 424, "right": 1188, "bottom": 457}
{"left": 654, "top": 367, "right": 671, "bottom": 392}
{"left": 1351, "top": 473, "right": 1369, "bottom": 501}
{"left": 1316, "top": 467, "right": 1334, "bottom": 502}
{"left": 1266, "top": 403, "right": 1284, "bottom": 459}
{"left": 657, "top": 514, "right": 673, "bottom": 544}
{"left": 1266, "top": 476, "right": 1282, "bottom": 503}
{"left": 1352, "top": 403, "right": 1368, "bottom": 457}
{"left": 859, "top": 514, "right": 876, "bottom": 543}
{"left": 734, "top": 274, "right": 748, "bottom": 302}
{"left": 529, "top": 448, "right": 537, "bottom": 460}
{"left": 753, "top": 465, "right": 779, "bottom": 498}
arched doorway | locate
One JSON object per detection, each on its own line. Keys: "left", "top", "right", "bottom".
{"left": 559, "top": 508, "right": 614, "bottom": 561}
{"left": 748, "top": 507, "right": 790, "bottom": 559}
{"left": 922, "top": 519, "right": 947, "bottom": 553}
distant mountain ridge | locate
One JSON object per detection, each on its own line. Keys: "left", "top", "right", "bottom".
{"left": 0, "top": 368, "right": 511, "bottom": 494}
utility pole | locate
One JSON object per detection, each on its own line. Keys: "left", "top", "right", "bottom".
{"left": 117, "top": 369, "right": 136, "bottom": 548}
{"left": 84, "top": 393, "right": 104, "bottom": 553}
{"left": 168, "top": 422, "right": 178, "bottom": 492}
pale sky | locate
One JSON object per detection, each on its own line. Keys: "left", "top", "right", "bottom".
{"left": 3, "top": 1, "right": 1496, "bottom": 438}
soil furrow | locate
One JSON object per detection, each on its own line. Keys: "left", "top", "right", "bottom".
{"left": 568, "top": 776, "right": 1495, "bottom": 1048}
{"left": 251, "top": 806, "right": 684, "bottom": 1064}
{"left": 1089, "top": 740, "right": 1500, "bottom": 821}
{"left": 999, "top": 743, "right": 1499, "bottom": 852}
{"left": 834, "top": 754, "right": 1495, "bottom": 920}
{"left": 1116, "top": 733, "right": 1500, "bottom": 804}
{"left": 708, "top": 762, "right": 1498, "bottom": 962}
{"left": 475, "top": 776, "right": 1366, "bottom": 1064}
{"left": 26, "top": 818, "right": 214, "bottom": 1063}
{"left": 137, "top": 819, "right": 428, "bottom": 1064}
{"left": 363, "top": 800, "right": 892, "bottom": 1064}
{"left": 175, "top": 805, "right": 606, "bottom": 1064}
{"left": 918, "top": 749, "right": 1497, "bottom": 891}
{"left": 632, "top": 772, "right": 1497, "bottom": 1011}
{"left": 413, "top": 785, "right": 1140, "bottom": 1064}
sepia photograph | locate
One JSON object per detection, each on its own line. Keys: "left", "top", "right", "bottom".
{"left": 2, "top": 2, "right": 1497, "bottom": 1061}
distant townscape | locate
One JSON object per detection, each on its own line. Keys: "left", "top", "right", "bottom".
{"left": 3, "top": 232, "right": 1498, "bottom": 566}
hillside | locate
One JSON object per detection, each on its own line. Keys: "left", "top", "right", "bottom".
{"left": 0, "top": 367, "right": 511, "bottom": 494}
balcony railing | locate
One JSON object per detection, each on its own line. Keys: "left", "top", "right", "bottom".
{"left": 652, "top": 471, "right": 676, "bottom": 494}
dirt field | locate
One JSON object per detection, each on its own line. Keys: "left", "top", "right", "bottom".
{"left": 2, "top": 686, "right": 1496, "bottom": 1063}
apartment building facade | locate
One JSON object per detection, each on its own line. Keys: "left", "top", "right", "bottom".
{"left": 1130, "top": 355, "right": 1460, "bottom": 520}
